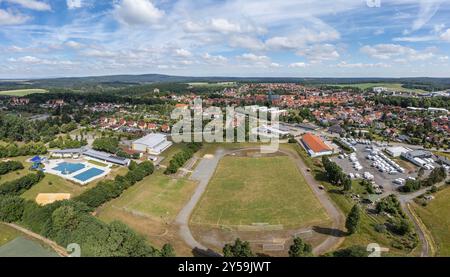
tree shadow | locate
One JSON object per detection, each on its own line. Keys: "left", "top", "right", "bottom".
{"left": 313, "top": 226, "right": 347, "bottom": 237}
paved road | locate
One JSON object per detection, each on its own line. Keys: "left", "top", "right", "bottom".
{"left": 175, "top": 146, "right": 346, "bottom": 256}
{"left": 4, "top": 223, "right": 68, "bottom": 257}
{"left": 175, "top": 149, "right": 225, "bottom": 256}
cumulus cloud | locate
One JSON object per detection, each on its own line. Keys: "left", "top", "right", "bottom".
{"left": 440, "top": 29, "right": 450, "bottom": 41}
{"left": 174, "top": 48, "right": 192, "bottom": 58}
{"left": 0, "top": 9, "right": 29, "bottom": 25}
{"left": 336, "top": 61, "right": 390, "bottom": 68}
{"left": 9, "top": 55, "right": 75, "bottom": 65}
{"left": 296, "top": 44, "right": 340, "bottom": 63}
{"left": 202, "top": 53, "right": 227, "bottom": 64}
{"left": 288, "top": 62, "right": 308, "bottom": 68}
{"left": 114, "top": 0, "right": 164, "bottom": 25}
{"left": 4, "top": 0, "right": 51, "bottom": 11}
{"left": 67, "top": 0, "right": 83, "bottom": 9}
{"left": 360, "top": 44, "right": 435, "bottom": 61}
{"left": 65, "top": 40, "right": 83, "bottom": 49}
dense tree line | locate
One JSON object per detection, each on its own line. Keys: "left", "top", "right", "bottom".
{"left": 288, "top": 237, "right": 313, "bottom": 257}
{"left": 0, "top": 143, "right": 47, "bottom": 158}
{"left": 0, "top": 172, "right": 44, "bottom": 196}
{"left": 223, "top": 238, "right": 254, "bottom": 257}
{"left": 164, "top": 143, "right": 202, "bottom": 175}
{"left": 74, "top": 161, "right": 154, "bottom": 210}
{"left": 92, "top": 137, "right": 119, "bottom": 154}
{"left": 0, "top": 160, "right": 24, "bottom": 175}
{"left": 0, "top": 114, "right": 77, "bottom": 143}
{"left": 373, "top": 95, "right": 450, "bottom": 109}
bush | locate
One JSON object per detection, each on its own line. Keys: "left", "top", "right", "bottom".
{"left": 0, "top": 161, "right": 24, "bottom": 175}
{"left": 0, "top": 195, "right": 25, "bottom": 222}
{"left": 0, "top": 172, "right": 44, "bottom": 196}
{"left": 164, "top": 143, "right": 202, "bottom": 175}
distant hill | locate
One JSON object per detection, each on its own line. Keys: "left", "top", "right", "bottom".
{"left": 1, "top": 74, "right": 450, "bottom": 91}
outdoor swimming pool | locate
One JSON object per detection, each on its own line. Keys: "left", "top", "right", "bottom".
{"left": 73, "top": 168, "right": 105, "bottom": 182}
{"left": 52, "top": 162, "right": 85, "bottom": 175}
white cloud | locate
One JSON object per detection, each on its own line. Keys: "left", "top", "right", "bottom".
{"left": 360, "top": 44, "right": 435, "bottom": 61}
{"left": 67, "top": 0, "right": 83, "bottom": 9}
{"left": 336, "top": 61, "right": 390, "bottom": 68}
{"left": 114, "top": 0, "right": 164, "bottom": 25}
{"left": 288, "top": 62, "right": 307, "bottom": 68}
{"left": 210, "top": 18, "right": 241, "bottom": 33}
{"left": 229, "top": 35, "right": 265, "bottom": 51}
{"left": 4, "top": 0, "right": 51, "bottom": 11}
{"left": 203, "top": 53, "right": 227, "bottom": 64}
{"left": 440, "top": 29, "right": 450, "bottom": 41}
{"left": 239, "top": 53, "right": 270, "bottom": 63}
{"left": 296, "top": 44, "right": 340, "bottom": 63}
{"left": 9, "top": 55, "right": 75, "bottom": 65}
{"left": 81, "top": 49, "right": 116, "bottom": 58}
{"left": 393, "top": 36, "right": 436, "bottom": 42}
{"left": 65, "top": 40, "right": 83, "bottom": 49}
{"left": 174, "top": 48, "right": 192, "bottom": 58}
{"left": 0, "top": 9, "right": 29, "bottom": 25}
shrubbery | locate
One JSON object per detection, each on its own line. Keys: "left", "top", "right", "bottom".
{"left": 0, "top": 143, "right": 47, "bottom": 158}
{"left": 0, "top": 171, "right": 44, "bottom": 196}
{"left": 92, "top": 137, "right": 119, "bottom": 154}
{"left": 164, "top": 143, "right": 202, "bottom": 175}
{"left": 0, "top": 160, "right": 24, "bottom": 175}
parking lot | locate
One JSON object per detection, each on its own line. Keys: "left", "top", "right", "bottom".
{"left": 332, "top": 143, "right": 421, "bottom": 195}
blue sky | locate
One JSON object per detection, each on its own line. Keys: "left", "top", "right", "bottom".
{"left": 0, "top": 0, "right": 450, "bottom": 78}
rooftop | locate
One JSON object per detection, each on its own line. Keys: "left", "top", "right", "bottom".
{"left": 301, "top": 133, "right": 332, "bottom": 153}
{"left": 133, "top": 133, "right": 168, "bottom": 148}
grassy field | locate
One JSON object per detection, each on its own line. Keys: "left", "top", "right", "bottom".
{"left": 99, "top": 172, "right": 197, "bottom": 222}
{"left": 0, "top": 89, "right": 48, "bottom": 96}
{"left": 413, "top": 186, "right": 450, "bottom": 256}
{"left": 0, "top": 223, "right": 21, "bottom": 247}
{"left": 87, "top": 160, "right": 108, "bottom": 167}
{"left": 97, "top": 171, "right": 198, "bottom": 256}
{"left": 331, "top": 83, "right": 427, "bottom": 93}
{"left": 191, "top": 154, "right": 329, "bottom": 228}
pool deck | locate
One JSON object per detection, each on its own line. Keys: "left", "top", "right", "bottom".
{"left": 44, "top": 158, "right": 112, "bottom": 185}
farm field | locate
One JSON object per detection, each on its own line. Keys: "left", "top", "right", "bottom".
{"left": 0, "top": 89, "right": 48, "bottom": 96}
{"left": 413, "top": 187, "right": 450, "bottom": 256}
{"left": 191, "top": 155, "right": 329, "bottom": 228}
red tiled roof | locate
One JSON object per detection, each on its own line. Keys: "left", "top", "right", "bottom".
{"left": 302, "top": 133, "right": 332, "bottom": 153}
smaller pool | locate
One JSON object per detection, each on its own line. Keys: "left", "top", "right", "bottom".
{"left": 52, "top": 162, "right": 85, "bottom": 175}
{"left": 73, "top": 168, "right": 105, "bottom": 182}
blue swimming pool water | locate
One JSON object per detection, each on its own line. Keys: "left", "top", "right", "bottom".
{"left": 52, "top": 162, "right": 85, "bottom": 175}
{"left": 73, "top": 168, "right": 105, "bottom": 182}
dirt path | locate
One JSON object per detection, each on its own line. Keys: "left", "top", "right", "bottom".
{"left": 4, "top": 223, "right": 68, "bottom": 257}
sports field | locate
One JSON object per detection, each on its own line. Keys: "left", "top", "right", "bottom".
{"left": 191, "top": 155, "right": 329, "bottom": 228}
{"left": 413, "top": 187, "right": 450, "bottom": 256}
{"left": 0, "top": 89, "right": 48, "bottom": 96}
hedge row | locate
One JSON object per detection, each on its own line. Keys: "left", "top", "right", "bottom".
{"left": 0, "top": 160, "right": 24, "bottom": 176}
{"left": 0, "top": 171, "right": 44, "bottom": 196}
{"left": 164, "top": 143, "right": 202, "bottom": 175}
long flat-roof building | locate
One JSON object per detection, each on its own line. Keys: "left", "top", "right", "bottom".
{"left": 301, "top": 133, "right": 333, "bottom": 157}
{"left": 132, "top": 133, "right": 173, "bottom": 155}
{"left": 50, "top": 147, "right": 131, "bottom": 166}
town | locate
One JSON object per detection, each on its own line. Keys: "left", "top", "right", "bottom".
{"left": 0, "top": 79, "right": 449, "bottom": 259}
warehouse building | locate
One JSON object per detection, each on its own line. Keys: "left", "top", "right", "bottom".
{"left": 401, "top": 150, "right": 433, "bottom": 168}
{"left": 301, "top": 133, "right": 333, "bottom": 157}
{"left": 385, "top": 146, "right": 411, "bottom": 157}
{"left": 132, "top": 133, "right": 173, "bottom": 155}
